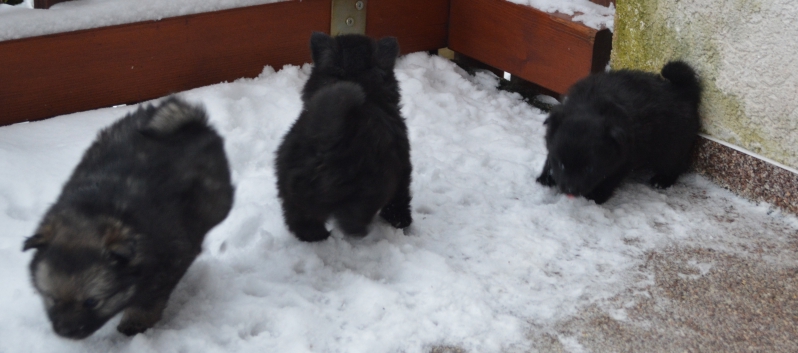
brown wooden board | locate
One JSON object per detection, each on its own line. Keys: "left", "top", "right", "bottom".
{"left": 448, "top": 0, "right": 612, "bottom": 94}
{"left": 1, "top": 0, "right": 450, "bottom": 126}
{"left": 0, "top": 0, "right": 329, "bottom": 125}
{"left": 366, "top": 0, "right": 449, "bottom": 54}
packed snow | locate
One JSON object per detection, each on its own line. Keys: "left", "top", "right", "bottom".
{"left": 0, "top": 53, "right": 795, "bottom": 353}
{"left": 0, "top": 0, "right": 613, "bottom": 42}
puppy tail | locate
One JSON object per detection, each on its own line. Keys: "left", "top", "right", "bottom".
{"left": 142, "top": 97, "right": 209, "bottom": 136}
{"left": 661, "top": 61, "right": 702, "bottom": 104}
{"left": 305, "top": 82, "right": 366, "bottom": 138}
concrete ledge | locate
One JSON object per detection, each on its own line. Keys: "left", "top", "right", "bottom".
{"left": 693, "top": 136, "right": 798, "bottom": 215}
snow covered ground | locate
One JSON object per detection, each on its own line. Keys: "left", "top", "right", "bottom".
{"left": 0, "top": 0, "right": 613, "bottom": 42}
{"left": 0, "top": 53, "right": 795, "bottom": 353}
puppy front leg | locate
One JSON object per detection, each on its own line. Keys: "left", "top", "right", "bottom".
{"left": 649, "top": 172, "right": 680, "bottom": 189}
{"left": 117, "top": 298, "right": 167, "bottom": 336}
{"left": 283, "top": 203, "right": 330, "bottom": 242}
{"left": 536, "top": 157, "right": 556, "bottom": 187}
{"left": 586, "top": 171, "right": 626, "bottom": 204}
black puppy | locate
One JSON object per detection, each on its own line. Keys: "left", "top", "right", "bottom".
{"left": 275, "top": 32, "right": 412, "bottom": 242}
{"left": 536, "top": 61, "right": 702, "bottom": 204}
{"left": 23, "top": 97, "right": 234, "bottom": 338}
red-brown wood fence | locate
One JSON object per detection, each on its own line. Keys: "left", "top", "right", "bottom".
{"left": 0, "top": 0, "right": 610, "bottom": 126}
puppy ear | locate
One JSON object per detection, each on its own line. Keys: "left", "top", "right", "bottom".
{"left": 375, "top": 37, "right": 399, "bottom": 69}
{"left": 22, "top": 233, "right": 48, "bottom": 251}
{"left": 23, "top": 224, "right": 54, "bottom": 251}
{"left": 102, "top": 222, "right": 138, "bottom": 266}
{"left": 544, "top": 107, "right": 563, "bottom": 136}
{"left": 310, "top": 32, "right": 337, "bottom": 68}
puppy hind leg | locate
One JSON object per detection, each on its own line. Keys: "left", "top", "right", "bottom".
{"left": 379, "top": 179, "right": 412, "bottom": 229}
{"left": 283, "top": 205, "right": 330, "bottom": 242}
{"left": 335, "top": 204, "right": 378, "bottom": 237}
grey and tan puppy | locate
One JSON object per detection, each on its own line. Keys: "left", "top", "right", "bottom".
{"left": 23, "top": 97, "right": 234, "bottom": 339}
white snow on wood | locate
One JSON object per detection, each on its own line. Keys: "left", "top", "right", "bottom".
{"left": 505, "top": 0, "right": 614, "bottom": 30}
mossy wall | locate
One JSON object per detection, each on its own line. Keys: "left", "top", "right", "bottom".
{"left": 612, "top": 0, "right": 798, "bottom": 170}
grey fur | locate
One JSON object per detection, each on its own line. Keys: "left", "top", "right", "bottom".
{"left": 24, "top": 97, "right": 234, "bottom": 339}
{"left": 143, "top": 97, "right": 208, "bottom": 135}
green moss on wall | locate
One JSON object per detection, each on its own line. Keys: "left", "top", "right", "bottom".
{"left": 612, "top": 0, "right": 780, "bottom": 161}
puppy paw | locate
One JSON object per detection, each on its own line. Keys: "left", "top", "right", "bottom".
{"left": 379, "top": 204, "right": 412, "bottom": 229}
{"left": 294, "top": 228, "right": 331, "bottom": 242}
{"left": 117, "top": 304, "right": 165, "bottom": 336}
{"left": 117, "top": 319, "right": 151, "bottom": 336}
{"left": 650, "top": 174, "right": 678, "bottom": 189}
{"left": 586, "top": 188, "right": 613, "bottom": 205}
{"left": 536, "top": 171, "right": 556, "bottom": 187}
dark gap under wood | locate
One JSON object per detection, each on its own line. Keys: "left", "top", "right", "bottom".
{"left": 33, "top": 0, "right": 71, "bottom": 9}
{"left": 452, "top": 52, "right": 561, "bottom": 112}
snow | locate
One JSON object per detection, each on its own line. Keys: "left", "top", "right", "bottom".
{"left": 505, "top": 0, "right": 615, "bottom": 30}
{"left": 0, "top": 0, "right": 613, "bottom": 42}
{"left": 0, "top": 53, "right": 795, "bottom": 352}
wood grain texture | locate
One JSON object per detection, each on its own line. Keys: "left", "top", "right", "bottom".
{"left": 1, "top": 0, "right": 451, "bottom": 125}
{"left": 449, "top": 0, "right": 612, "bottom": 94}
{"left": 1, "top": 1, "right": 329, "bottom": 125}
{"left": 366, "top": 0, "right": 449, "bottom": 54}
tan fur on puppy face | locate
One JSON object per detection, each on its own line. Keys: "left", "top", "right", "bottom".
{"left": 33, "top": 259, "right": 136, "bottom": 318}
{"left": 27, "top": 210, "right": 141, "bottom": 338}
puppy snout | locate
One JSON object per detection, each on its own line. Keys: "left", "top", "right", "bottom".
{"left": 53, "top": 321, "right": 89, "bottom": 339}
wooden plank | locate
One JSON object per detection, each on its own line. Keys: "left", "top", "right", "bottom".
{"left": 0, "top": 0, "right": 451, "bottom": 126}
{"left": 0, "top": 0, "right": 330, "bottom": 125}
{"left": 366, "top": 0, "right": 449, "bottom": 54}
{"left": 449, "top": 0, "right": 612, "bottom": 94}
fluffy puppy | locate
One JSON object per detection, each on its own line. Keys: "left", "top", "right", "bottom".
{"left": 536, "top": 61, "right": 702, "bottom": 204}
{"left": 23, "top": 97, "right": 234, "bottom": 339}
{"left": 275, "top": 32, "right": 412, "bottom": 242}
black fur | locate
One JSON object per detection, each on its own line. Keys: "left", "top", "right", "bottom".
{"left": 275, "top": 32, "right": 412, "bottom": 242}
{"left": 536, "top": 61, "right": 702, "bottom": 204}
{"left": 24, "top": 97, "right": 234, "bottom": 338}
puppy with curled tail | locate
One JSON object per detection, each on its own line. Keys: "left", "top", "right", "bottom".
{"left": 537, "top": 61, "right": 702, "bottom": 204}
{"left": 275, "top": 32, "right": 413, "bottom": 242}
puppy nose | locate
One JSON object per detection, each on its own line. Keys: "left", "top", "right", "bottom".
{"left": 54, "top": 322, "right": 85, "bottom": 338}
